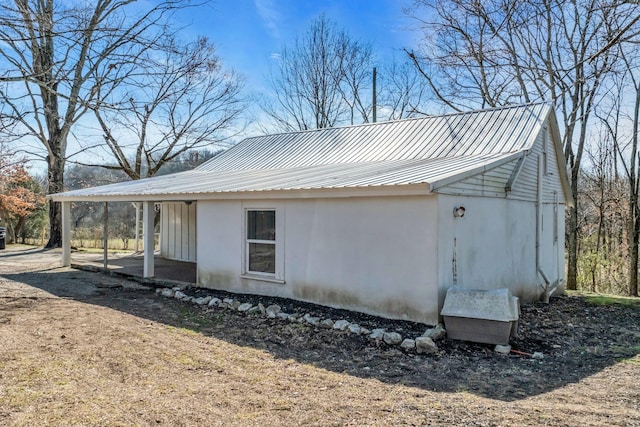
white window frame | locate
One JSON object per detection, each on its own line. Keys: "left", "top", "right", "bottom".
{"left": 241, "top": 206, "right": 285, "bottom": 283}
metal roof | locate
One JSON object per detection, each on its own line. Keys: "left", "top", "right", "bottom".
{"left": 51, "top": 103, "right": 553, "bottom": 202}
{"left": 52, "top": 153, "right": 520, "bottom": 202}
{"left": 197, "top": 103, "right": 549, "bottom": 171}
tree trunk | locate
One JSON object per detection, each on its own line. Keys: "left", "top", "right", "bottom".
{"left": 13, "top": 216, "right": 26, "bottom": 244}
{"left": 567, "top": 203, "right": 578, "bottom": 290}
{"left": 567, "top": 165, "right": 580, "bottom": 291}
{"left": 629, "top": 85, "right": 640, "bottom": 297}
{"left": 45, "top": 152, "right": 65, "bottom": 248}
{"left": 630, "top": 208, "right": 639, "bottom": 296}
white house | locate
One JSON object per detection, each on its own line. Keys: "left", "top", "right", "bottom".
{"left": 51, "top": 103, "right": 572, "bottom": 325}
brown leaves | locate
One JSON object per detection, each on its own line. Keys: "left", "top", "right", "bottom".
{"left": 0, "top": 149, "right": 45, "bottom": 232}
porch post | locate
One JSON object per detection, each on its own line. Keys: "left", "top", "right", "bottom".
{"left": 143, "top": 201, "right": 155, "bottom": 278}
{"left": 134, "top": 202, "right": 141, "bottom": 252}
{"left": 61, "top": 201, "right": 71, "bottom": 267}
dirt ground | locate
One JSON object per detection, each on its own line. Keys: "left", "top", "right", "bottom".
{"left": 1, "top": 245, "right": 639, "bottom": 426}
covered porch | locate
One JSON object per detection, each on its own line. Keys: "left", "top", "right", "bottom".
{"left": 70, "top": 250, "right": 197, "bottom": 284}
{"left": 58, "top": 199, "right": 197, "bottom": 282}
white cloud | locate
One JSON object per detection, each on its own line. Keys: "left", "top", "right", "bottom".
{"left": 254, "top": 0, "right": 281, "bottom": 39}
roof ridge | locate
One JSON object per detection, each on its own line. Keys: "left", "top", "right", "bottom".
{"left": 242, "top": 102, "right": 551, "bottom": 140}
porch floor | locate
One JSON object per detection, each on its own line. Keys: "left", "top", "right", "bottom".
{"left": 71, "top": 251, "right": 197, "bottom": 284}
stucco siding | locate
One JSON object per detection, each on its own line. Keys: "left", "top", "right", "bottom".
{"left": 160, "top": 202, "right": 197, "bottom": 262}
{"left": 436, "top": 195, "right": 549, "bottom": 305}
{"left": 197, "top": 196, "right": 440, "bottom": 324}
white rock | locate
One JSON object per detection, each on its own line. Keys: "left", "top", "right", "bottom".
{"left": 400, "top": 339, "right": 416, "bottom": 350}
{"left": 208, "top": 297, "right": 221, "bottom": 307}
{"left": 303, "top": 314, "right": 320, "bottom": 326}
{"left": 248, "top": 306, "right": 262, "bottom": 315}
{"left": 333, "top": 320, "right": 350, "bottom": 331}
{"left": 360, "top": 327, "right": 371, "bottom": 336}
{"left": 532, "top": 352, "right": 544, "bottom": 360}
{"left": 258, "top": 303, "right": 266, "bottom": 315}
{"left": 320, "top": 319, "right": 334, "bottom": 328}
{"left": 237, "top": 303, "right": 254, "bottom": 312}
{"left": 223, "top": 298, "right": 234, "bottom": 305}
{"left": 265, "top": 304, "right": 281, "bottom": 315}
{"left": 155, "top": 288, "right": 162, "bottom": 294}
{"left": 217, "top": 302, "right": 229, "bottom": 309}
{"left": 494, "top": 344, "right": 511, "bottom": 355}
{"left": 415, "top": 336, "right": 438, "bottom": 354}
{"left": 174, "top": 290, "right": 186, "bottom": 300}
{"left": 422, "top": 324, "right": 447, "bottom": 341}
{"left": 160, "top": 288, "right": 174, "bottom": 298}
{"left": 194, "top": 296, "right": 211, "bottom": 306}
{"left": 347, "top": 324, "right": 361, "bottom": 334}
{"left": 369, "top": 328, "right": 385, "bottom": 340}
{"left": 230, "top": 301, "right": 242, "bottom": 310}
{"left": 383, "top": 332, "right": 403, "bottom": 345}
{"left": 172, "top": 287, "right": 182, "bottom": 291}
{"left": 267, "top": 311, "right": 277, "bottom": 319}
{"left": 276, "top": 312, "right": 291, "bottom": 320}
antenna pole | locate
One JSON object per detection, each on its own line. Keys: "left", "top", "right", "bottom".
{"left": 372, "top": 67, "right": 377, "bottom": 123}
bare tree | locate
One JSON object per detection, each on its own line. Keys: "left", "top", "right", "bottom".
{"left": 0, "top": 0, "right": 191, "bottom": 247}
{"left": 406, "top": 0, "right": 639, "bottom": 290}
{"left": 580, "top": 125, "right": 627, "bottom": 294}
{"left": 596, "top": 44, "right": 640, "bottom": 296}
{"left": 378, "top": 56, "right": 429, "bottom": 120}
{"left": 87, "top": 36, "right": 245, "bottom": 180}
{"left": 263, "top": 14, "right": 374, "bottom": 131}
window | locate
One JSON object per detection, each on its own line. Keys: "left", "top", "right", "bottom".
{"left": 246, "top": 210, "right": 276, "bottom": 275}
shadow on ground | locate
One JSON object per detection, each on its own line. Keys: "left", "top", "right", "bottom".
{"left": 0, "top": 246, "right": 49, "bottom": 258}
{"left": 70, "top": 251, "right": 197, "bottom": 283}
{"left": 2, "top": 257, "right": 639, "bottom": 403}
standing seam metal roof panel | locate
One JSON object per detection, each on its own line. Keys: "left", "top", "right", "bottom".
{"left": 51, "top": 103, "right": 569, "bottom": 203}
{"left": 197, "top": 103, "right": 549, "bottom": 172}
{"left": 53, "top": 153, "right": 517, "bottom": 201}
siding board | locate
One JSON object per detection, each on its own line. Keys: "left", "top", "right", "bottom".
{"left": 160, "top": 202, "right": 197, "bottom": 262}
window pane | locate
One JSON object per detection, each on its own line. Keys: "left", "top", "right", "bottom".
{"left": 249, "top": 243, "right": 275, "bottom": 274}
{"left": 247, "top": 210, "right": 275, "bottom": 240}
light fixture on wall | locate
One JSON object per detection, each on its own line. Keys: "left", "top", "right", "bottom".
{"left": 453, "top": 206, "right": 466, "bottom": 218}
{"left": 184, "top": 200, "right": 193, "bottom": 206}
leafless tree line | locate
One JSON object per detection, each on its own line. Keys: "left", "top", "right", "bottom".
{"left": 405, "top": 0, "right": 640, "bottom": 296}
{"left": 263, "top": 14, "right": 429, "bottom": 132}
{"left": 0, "top": 0, "right": 245, "bottom": 247}
{"left": 2, "top": 0, "right": 640, "bottom": 296}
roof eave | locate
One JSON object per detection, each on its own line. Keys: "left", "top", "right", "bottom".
{"left": 48, "top": 183, "right": 433, "bottom": 203}
{"left": 546, "top": 109, "right": 574, "bottom": 207}
{"left": 428, "top": 152, "right": 524, "bottom": 192}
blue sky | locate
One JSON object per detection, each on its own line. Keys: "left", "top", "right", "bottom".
{"left": 27, "top": 1, "right": 421, "bottom": 173}
{"left": 176, "top": 0, "right": 417, "bottom": 94}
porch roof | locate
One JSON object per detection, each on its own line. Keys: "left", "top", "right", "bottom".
{"left": 50, "top": 152, "right": 519, "bottom": 202}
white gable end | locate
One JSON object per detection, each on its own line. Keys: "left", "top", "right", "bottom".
{"left": 507, "top": 119, "right": 569, "bottom": 204}
{"left": 433, "top": 113, "right": 569, "bottom": 204}
{"left": 432, "top": 159, "right": 519, "bottom": 197}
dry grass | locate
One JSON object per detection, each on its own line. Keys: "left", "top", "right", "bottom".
{"left": 1, "top": 247, "right": 639, "bottom": 426}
